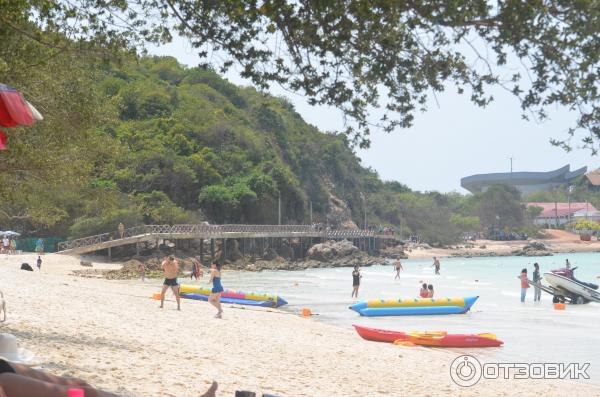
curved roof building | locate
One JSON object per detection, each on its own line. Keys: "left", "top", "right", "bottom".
{"left": 461, "top": 165, "right": 587, "bottom": 195}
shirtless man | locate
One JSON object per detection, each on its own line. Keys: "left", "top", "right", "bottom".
{"left": 394, "top": 259, "right": 403, "bottom": 279}
{"left": 432, "top": 256, "right": 440, "bottom": 275}
{"left": 160, "top": 256, "right": 181, "bottom": 310}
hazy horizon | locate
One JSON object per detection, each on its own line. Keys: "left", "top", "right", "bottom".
{"left": 149, "top": 39, "right": 597, "bottom": 194}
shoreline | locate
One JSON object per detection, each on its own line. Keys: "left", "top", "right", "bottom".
{"left": 2, "top": 253, "right": 600, "bottom": 396}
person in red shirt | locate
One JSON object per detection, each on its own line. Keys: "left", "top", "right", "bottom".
{"left": 520, "top": 268, "right": 530, "bottom": 302}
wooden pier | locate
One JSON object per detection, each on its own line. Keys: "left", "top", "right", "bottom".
{"left": 57, "top": 224, "right": 399, "bottom": 260}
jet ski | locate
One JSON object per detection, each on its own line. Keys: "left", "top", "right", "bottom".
{"left": 539, "top": 267, "right": 600, "bottom": 304}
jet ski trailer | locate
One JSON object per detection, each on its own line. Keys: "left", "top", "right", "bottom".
{"left": 529, "top": 267, "right": 600, "bottom": 304}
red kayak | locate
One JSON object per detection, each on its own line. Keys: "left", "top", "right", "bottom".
{"left": 353, "top": 325, "right": 503, "bottom": 347}
{"left": 406, "top": 331, "right": 503, "bottom": 347}
{"left": 353, "top": 325, "right": 407, "bottom": 343}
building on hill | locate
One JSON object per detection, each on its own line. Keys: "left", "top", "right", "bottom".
{"left": 461, "top": 165, "right": 587, "bottom": 195}
{"left": 526, "top": 202, "right": 600, "bottom": 227}
{"left": 584, "top": 168, "right": 600, "bottom": 192}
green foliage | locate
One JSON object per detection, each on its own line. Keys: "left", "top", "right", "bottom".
{"left": 473, "top": 185, "right": 525, "bottom": 230}
{"left": 574, "top": 219, "right": 600, "bottom": 232}
{"left": 69, "top": 208, "right": 143, "bottom": 238}
{"left": 11, "top": 1, "right": 600, "bottom": 149}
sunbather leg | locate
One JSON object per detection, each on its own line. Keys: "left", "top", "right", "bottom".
{"left": 0, "top": 373, "right": 119, "bottom": 397}
{"left": 6, "top": 362, "right": 89, "bottom": 387}
{"left": 199, "top": 381, "right": 217, "bottom": 397}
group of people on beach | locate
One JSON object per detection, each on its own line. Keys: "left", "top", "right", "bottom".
{"left": 519, "top": 259, "right": 571, "bottom": 302}
{"left": 159, "top": 255, "right": 224, "bottom": 318}
{"left": 351, "top": 257, "right": 440, "bottom": 298}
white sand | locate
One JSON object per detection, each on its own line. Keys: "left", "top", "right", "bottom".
{"left": 0, "top": 253, "right": 598, "bottom": 396}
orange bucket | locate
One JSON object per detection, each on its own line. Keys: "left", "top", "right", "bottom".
{"left": 554, "top": 303, "right": 566, "bottom": 310}
{"left": 301, "top": 308, "right": 311, "bottom": 317}
{"left": 152, "top": 293, "right": 161, "bottom": 300}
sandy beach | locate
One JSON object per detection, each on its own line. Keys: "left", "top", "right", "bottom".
{"left": 405, "top": 229, "right": 600, "bottom": 259}
{"left": 0, "top": 253, "right": 598, "bottom": 396}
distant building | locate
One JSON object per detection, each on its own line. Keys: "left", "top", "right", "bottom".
{"left": 461, "top": 165, "right": 587, "bottom": 195}
{"left": 526, "top": 202, "right": 600, "bottom": 227}
{"left": 584, "top": 168, "right": 600, "bottom": 192}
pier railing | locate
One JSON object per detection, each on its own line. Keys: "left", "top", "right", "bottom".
{"left": 57, "top": 224, "right": 383, "bottom": 253}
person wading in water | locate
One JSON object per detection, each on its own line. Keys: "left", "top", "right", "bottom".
{"left": 351, "top": 266, "right": 362, "bottom": 298}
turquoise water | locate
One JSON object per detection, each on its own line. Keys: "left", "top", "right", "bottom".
{"left": 220, "top": 252, "right": 600, "bottom": 383}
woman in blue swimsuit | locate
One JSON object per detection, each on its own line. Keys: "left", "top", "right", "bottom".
{"left": 208, "top": 261, "right": 224, "bottom": 318}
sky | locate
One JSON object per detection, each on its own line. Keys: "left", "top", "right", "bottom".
{"left": 149, "top": 39, "right": 596, "bottom": 194}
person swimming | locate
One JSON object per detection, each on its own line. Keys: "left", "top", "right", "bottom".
{"left": 419, "top": 283, "right": 428, "bottom": 298}
{"left": 427, "top": 284, "right": 434, "bottom": 298}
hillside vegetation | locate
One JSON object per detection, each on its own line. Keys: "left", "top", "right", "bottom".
{"left": 0, "top": 39, "right": 534, "bottom": 245}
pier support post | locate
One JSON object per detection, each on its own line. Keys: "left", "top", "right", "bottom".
{"left": 135, "top": 241, "right": 140, "bottom": 256}
{"left": 108, "top": 246, "right": 112, "bottom": 262}
{"left": 210, "top": 239, "right": 215, "bottom": 262}
{"left": 199, "top": 238, "right": 203, "bottom": 263}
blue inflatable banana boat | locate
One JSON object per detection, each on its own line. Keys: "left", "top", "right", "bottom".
{"left": 349, "top": 296, "right": 479, "bottom": 316}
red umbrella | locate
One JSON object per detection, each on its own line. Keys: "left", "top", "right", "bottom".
{"left": 0, "top": 84, "right": 34, "bottom": 127}
{"left": 0, "top": 84, "right": 41, "bottom": 150}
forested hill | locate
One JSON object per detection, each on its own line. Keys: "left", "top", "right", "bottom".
{"left": 90, "top": 56, "right": 404, "bottom": 232}
{"left": 2, "top": 52, "right": 479, "bottom": 244}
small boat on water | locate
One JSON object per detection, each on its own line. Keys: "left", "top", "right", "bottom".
{"left": 178, "top": 284, "right": 287, "bottom": 307}
{"left": 349, "top": 296, "right": 479, "bottom": 316}
{"left": 353, "top": 325, "right": 503, "bottom": 347}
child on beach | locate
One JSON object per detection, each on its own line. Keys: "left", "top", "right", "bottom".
{"left": 351, "top": 266, "right": 362, "bottom": 298}
{"left": 208, "top": 261, "right": 223, "bottom": 318}
{"left": 419, "top": 283, "right": 428, "bottom": 298}
{"left": 427, "top": 284, "right": 434, "bottom": 298}
{"left": 138, "top": 261, "right": 146, "bottom": 282}
{"left": 519, "top": 268, "right": 529, "bottom": 302}
{"left": 36, "top": 256, "right": 41, "bottom": 271}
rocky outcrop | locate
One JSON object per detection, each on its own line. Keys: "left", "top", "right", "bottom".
{"left": 307, "top": 239, "right": 359, "bottom": 261}
{"left": 512, "top": 241, "right": 553, "bottom": 257}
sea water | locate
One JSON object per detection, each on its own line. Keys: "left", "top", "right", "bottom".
{"left": 221, "top": 252, "right": 600, "bottom": 384}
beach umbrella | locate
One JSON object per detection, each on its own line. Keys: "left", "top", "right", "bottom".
{"left": 0, "top": 84, "right": 34, "bottom": 127}
{"left": 2, "top": 231, "right": 20, "bottom": 237}
{"left": 0, "top": 84, "right": 43, "bottom": 150}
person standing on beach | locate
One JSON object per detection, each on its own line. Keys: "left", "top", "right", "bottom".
{"left": 565, "top": 259, "right": 571, "bottom": 269}
{"left": 160, "top": 256, "right": 181, "bottom": 310}
{"left": 1, "top": 236, "right": 6, "bottom": 254}
{"left": 208, "top": 261, "right": 223, "bottom": 318}
{"left": 190, "top": 259, "right": 202, "bottom": 280}
{"left": 351, "top": 266, "right": 362, "bottom": 298}
{"left": 118, "top": 222, "right": 125, "bottom": 239}
{"left": 35, "top": 238, "right": 43, "bottom": 255}
{"left": 432, "top": 257, "right": 440, "bottom": 275}
{"left": 394, "top": 259, "right": 403, "bottom": 279}
{"left": 519, "top": 268, "right": 530, "bottom": 302}
{"left": 532, "top": 263, "right": 541, "bottom": 302}
{"left": 138, "top": 261, "right": 146, "bottom": 282}
{"left": 36, "top": 256, "right": 42, "bottom": 271}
